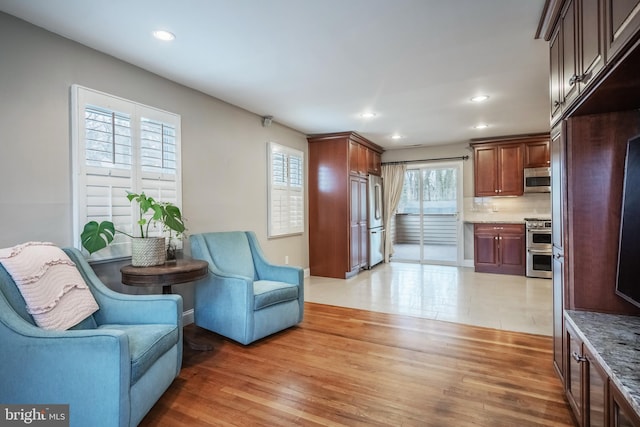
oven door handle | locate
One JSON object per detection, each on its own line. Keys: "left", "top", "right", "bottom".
{"left": 528, "top": 249, "right": 552, "bottom": 254}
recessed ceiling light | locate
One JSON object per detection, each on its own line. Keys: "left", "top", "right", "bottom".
{"left": 153, "top": 30, "right": 175, "bottom": 41}
{"left": 360, "top": 112, "right": 377, "bottom": 119}
{"left": 470, "top": 95, "right": 490, "bottom": 102}
{"left": 391, "top": 134, "right": 404, "bottom": 140}
{"left": 474, "top": 124, "right": 489, "bottom": 129}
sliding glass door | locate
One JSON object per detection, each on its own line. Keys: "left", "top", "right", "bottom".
{"left": 392, "top": 161, "right": 463, "bottom": 265}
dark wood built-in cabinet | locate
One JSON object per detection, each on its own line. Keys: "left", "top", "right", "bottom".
{"left": 540, "top": 0, "right": 640, "bottom": 422}
{"left": 473, "top": 223, "right": 526, "bottom": 276}
{"left": 308, "top": 132, "right": 383, "bottom": 279}
{"left": 565, "top": 318, "right": 609, "bottom": 427}
{"left": 471, "top": 135, "right": 550, "bottom": 197}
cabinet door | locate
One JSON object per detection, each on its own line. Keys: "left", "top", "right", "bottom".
{"left": 579, "top": 0, "right": 605, "bottom": 88}
{"left": 359, "top": 178, "right": 368, "bottom": 267}
{"left": 525, "top": 140, "right": 551, "bottom": 168}
{"left": 474, "top": 227, "right": 499, "bottom": 267}
{"left": 499, "top": 232, "right": 526, "bottom": 275}
{"left": 550, "top": 24, "right": 563, "bottom": 123}
{"left": 585, "top": 346, "right": 608, "bottom": 427}
{"left": 551, "top": 125, "right": 567, "bottom": 381}
{"left": 562, "top": 0, "right": 580, "bottom": 110}
{"left": 610, "top": 380, "right": 640, "bottom": 427}
{"left": 350, "top": 176, "right": 361, "bottom": 270}
{"left": 566, "top": 321, "right": 585, "bottom": 426}
{"left": 349, "top": 141, "right": 367, "bottom": 175}
{"left": 474, "top": 146, "right": 499, "bottom": 196}
{"left": 498, "top": 144, "right": 524, "bottom": 196}
{"left": 367, "top": 150, "right": 381, "bottom": 175}
{"left": 605, "top": 0, "right": 640, "bottom": 62}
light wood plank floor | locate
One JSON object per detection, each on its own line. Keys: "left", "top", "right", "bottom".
{"left": 140, "top": 303, "right": 573, "bottom": 426}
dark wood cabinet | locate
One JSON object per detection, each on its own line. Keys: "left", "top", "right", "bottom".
{"left": 524, "top": 137, "right": 551, "bottom": 167}
{"left": 565, "top": 319, "right": 609, "bottom": 427}
{"left": 551, "top": 124, "right": 567, "bottom": 382}
{"left": 472, "top": 142, "right": 524, "bottom": 196}
{"left": 308, "top": 132, "right": 383, "bottom": 279}
{"left": 367, "top": 149, "right": 381, "bottom": 175}
{"left": 548, "top": 0, "right": 606, "bottom": 124}
{"left": 605, "top": 0, "right": 640, "bottom": 63}
{"left": 350, "top": 175, "right": 368, "bottom": 271}
{"left": 610, "top": 381, "right": 640, "bottom": 427}
{"left": 585, "top": 345, "right": 608, "bottom": 427}
{"left": 473, "top": 223, "right": 526, "bottom": 276}
{"left": 565, "top": 320, "right": 584, "bottom": 425}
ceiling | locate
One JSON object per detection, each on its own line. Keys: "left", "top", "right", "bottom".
{"left": 0, "top": 0, "right": 551, "bottom": 150}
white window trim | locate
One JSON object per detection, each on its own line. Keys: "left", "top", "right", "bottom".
{"left": 71, "top": 85, "right": 182, "bottom": 261}
{"left": 267, "top": 142, "right": 304, "bottom": 238}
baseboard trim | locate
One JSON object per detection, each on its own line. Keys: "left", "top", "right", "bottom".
{"left": 183, "top": 308, "right": 194, "bottom": 325}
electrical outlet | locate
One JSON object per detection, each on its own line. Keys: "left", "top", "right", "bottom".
{"left": 285, "top": 256, "right": 289, "bottom": 265}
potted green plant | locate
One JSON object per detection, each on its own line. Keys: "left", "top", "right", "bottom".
{"left": 81, "top": 191, "right": 186, "bottom": 266}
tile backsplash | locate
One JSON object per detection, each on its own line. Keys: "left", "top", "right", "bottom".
{"left": 464, "top": 193, "right": 551, "bottom": 222}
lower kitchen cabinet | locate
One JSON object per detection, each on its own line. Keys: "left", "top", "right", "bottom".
{"left": 473, "top": 223, "right": 525, "bottom": 275}
{"left": 566, "top": 318, "right": 609, "bottom": 427}
{"left": 564, "top": 312, "right": 640, "bottom": 427}
{"left": 611, "top": 382, "right": 640, "bottom": 427}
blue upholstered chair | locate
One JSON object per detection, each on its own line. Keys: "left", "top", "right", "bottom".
{"left": 190, "top": 231, "right": 304, "bottom": 345}
{"left": 0, "top": 247, "right": 183, "bottom": 427}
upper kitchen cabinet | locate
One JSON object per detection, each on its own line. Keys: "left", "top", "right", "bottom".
{"left": 605, "top": 0, "right": 640, "bottom": 62}
{"left": 549, "top": 0, "right": 606, "bottom": 124}
{"left": 471, "top": 140, "right": 524, "bottom": 197}
{"left": 524, "top": 137, "right": 551, "bottom": 168}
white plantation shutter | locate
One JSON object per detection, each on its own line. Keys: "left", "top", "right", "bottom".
{"left": 268, "top": 142, "right": 304, "bottom": 237}
{"left": 72, "top": 85, "right": 181, "bottom": 260}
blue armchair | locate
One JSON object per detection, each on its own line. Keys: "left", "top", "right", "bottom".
{"left": 0, "top": 247, "right": 182, "bottom": 427}
{"left": 190, "top": 231, "right": 304, "bottom": 345}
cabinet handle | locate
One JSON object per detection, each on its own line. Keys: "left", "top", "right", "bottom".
{"left": 494, "top": 236, "right": 498, "bottom": 240}
{"left": 569, "top": 74, "right": 578, "bottom": 86}
{"left": 554, "top": 253, "right": 564, "bottom": 260}
{"left": 571, "top": 351, "right": 587, "bottom": 363}
{"left": 495, "top": 189, "right": 499, "bottom": 193}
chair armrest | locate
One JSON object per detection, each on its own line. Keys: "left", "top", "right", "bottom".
{"left": 65, "top": 248, "right": 182, "bottom": 326}
{"left": 245, "top": 232, "right": 304, "bottom": 285}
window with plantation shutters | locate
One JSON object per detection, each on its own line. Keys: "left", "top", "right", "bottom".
{"left": 72, "top": 85, "right": 181, "bottom": 260}
{"left": 268, "top": 142, "right": 304, "bottom": 237}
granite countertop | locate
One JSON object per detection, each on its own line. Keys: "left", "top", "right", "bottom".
{"left": 565, "top": 310, "right": 640, "bottom": 415}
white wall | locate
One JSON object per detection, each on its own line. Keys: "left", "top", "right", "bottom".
{"left": 0, "top": 13, "right": 309, "bottom": 307}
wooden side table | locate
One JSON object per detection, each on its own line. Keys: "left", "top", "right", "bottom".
{"left": 121, "top": 258, "right": 212, "bottom": 351}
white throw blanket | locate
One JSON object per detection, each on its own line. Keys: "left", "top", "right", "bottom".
{"left": 0, "top": 242, "right": 99, "bottom": 330}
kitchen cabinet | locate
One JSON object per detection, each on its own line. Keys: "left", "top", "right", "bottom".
{"left": 551, "top": 123, "right": 567, "bottom": 382}
{"left": 350, "top": 175, "right": 368, "bottom": 271}
{"left": 565, "top": 319, "right": 609, "bottom": 427}
{"left": 367, "top": 149, "right": 381, "bottom": 175}
{"left": 610, "top": 381, "right": 640, "bottom": 427}
{"left": 308, "top": 131, "right": 383, "bottom": 279}
{"left": 605, "top": 0, "right": 640, "bottom": 63}
{"left": 472, "top": 141, "right": 524, "bottom": 197}
{"left": 473, "top": 223, "right": 526, "bottom": 276}
{"left": 549, "top": 0, "right": 606, "bottom": 124}
{"left": 524, "top": 137, "right": 551, "bottom": 168}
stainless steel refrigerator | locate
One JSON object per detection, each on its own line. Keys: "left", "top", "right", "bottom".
{"left": 368, "top": 174, "right": 384, "bottom": 268}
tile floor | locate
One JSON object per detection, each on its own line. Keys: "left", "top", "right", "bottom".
{"left": 304, "top": 262, "right": 553, "bottom": 336}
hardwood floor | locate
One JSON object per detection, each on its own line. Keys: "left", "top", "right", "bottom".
{"left": 140, "top": 303, "right": 574, "bottom": 426}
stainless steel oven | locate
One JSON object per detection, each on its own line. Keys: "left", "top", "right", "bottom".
{"left": 525, "top": 218, "right": 552, "bottom": 279}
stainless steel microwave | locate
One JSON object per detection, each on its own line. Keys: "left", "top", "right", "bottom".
{"left": 524, "top": 167, "right": 551, "bottom": 193}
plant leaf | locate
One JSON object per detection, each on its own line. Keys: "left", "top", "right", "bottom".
{"left": 80, "top": 221, "right": 116, "bottom": 254}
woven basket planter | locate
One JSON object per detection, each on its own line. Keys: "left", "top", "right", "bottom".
{"left": 131, "top": 237, "right": 166, "bottom": 267}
